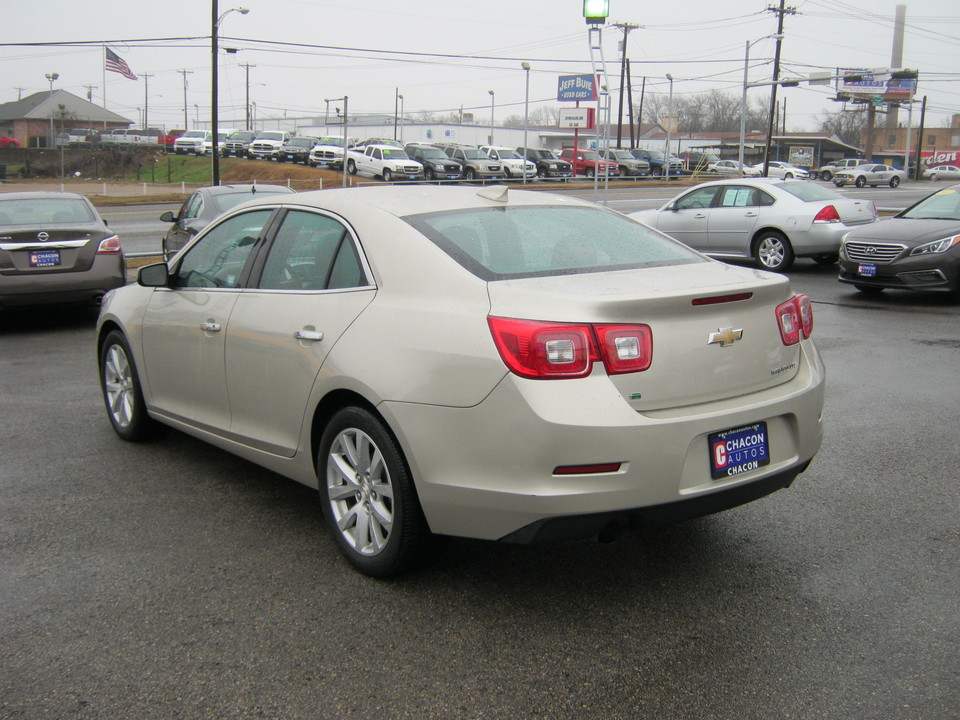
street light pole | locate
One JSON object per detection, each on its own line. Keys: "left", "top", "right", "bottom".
{"left": 212, "top": 2, "right": 249, "bottom": 185}
{"left": 521, "top": 62, "right": 531, "bottom": 185}
{"left": 142, "top": 73, "right": 153, "bottom": 130}
{"left": 664, "top": 74, "right": 673, "bottom": 180}
{"left": 488, "top": 90, "right": 495, "bottom": 145}
{"left": 45, "top": 73, "right": 59, "bottom": 149}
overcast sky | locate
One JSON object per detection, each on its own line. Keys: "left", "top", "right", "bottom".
{"left": 3, "top": 0, "right": 958, "bottom": 133}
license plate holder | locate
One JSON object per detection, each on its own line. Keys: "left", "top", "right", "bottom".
{"left": 29, "top": 249, "right": 61, "bottom": 267}
{"left": 709, "top": 422, "right": 770, "bottom": 479}
{"left": 857, "top": 263, "right": 878, "bottom": 277}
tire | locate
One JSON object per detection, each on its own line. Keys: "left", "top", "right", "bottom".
{"left": 855, "top": 176, "right": 866, "bottom": 188}
{"left": 812, "top": 252, "right": 839, "bottom": 265}
{"left": 890, "top": 176, "right": 901, "bottom": 188}
{"left": 99, "top": 330, "right": 161, "bottom": 442}
{"left": 652, "top": 166, "right": 662, "bottom": 177}
{"left": 319, "top": 406, "right": 432, "bottom": 577}
{"left": 382, "top": 168, "right": 393, "bottom": 182}
{"left": 754, "top": 231, "right": 795, "bottom": 272}
{"left": 464, "top": 167, "right": 476, "bottom": 181}
{"left": 425, "top": 167, "right": 435, "bottom": 181}
{"left": 820, "top": 171, "right": 832, "bottom": 181}
{"left": 854, "top": 284, "right": 884, "bottom": 295}
{"left": 347, "top": 159, "right": 357, "bottom": 175}
{"left": 834, "top": 181, "right": 844, "bottom": 188}
{"left": 784, "top": 172, "right": 794, "bottom": 180}
{"left": 586, "top": 167, "right": 595, "bottom": 178}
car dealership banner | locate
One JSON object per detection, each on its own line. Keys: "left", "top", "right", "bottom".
{"left": 557, "top": 75, "right": 599, "bottom": 102}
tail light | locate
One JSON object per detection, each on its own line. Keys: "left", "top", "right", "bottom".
{"left": 813, "top": 205, "right": 841, "bottom": 223}
{"left": 487, "top": 317, "right": 653, "bottom": 379}
{"left": 97, "top": 235, "right": 121, "bottom": 254}
{"left": 776, "top": 294, "right": 813, "bottom": 345}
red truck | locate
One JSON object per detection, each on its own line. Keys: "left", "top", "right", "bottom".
{"left": 559, "top": 148, "right": 620, "bottom": 178}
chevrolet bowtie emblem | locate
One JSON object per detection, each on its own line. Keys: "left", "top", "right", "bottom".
{"left": 708, "top": 328, "right": 743, "bottom": 347}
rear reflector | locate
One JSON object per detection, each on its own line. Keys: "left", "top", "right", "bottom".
{"left": 554, "top": 463, "right": 623, "bottom": 475}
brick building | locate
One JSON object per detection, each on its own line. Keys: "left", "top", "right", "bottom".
{"left": 0, "top": 90, "right": 131, "bottom": 148}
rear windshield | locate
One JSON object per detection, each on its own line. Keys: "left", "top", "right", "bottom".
{"left": 0, "top": 198, "right": 96, "bottom": 225}
{"left": 777, "top": 181, "right": 843, "bottom": 202}
{"left": 405, "top": 205, "right": 703, "bottom": 280}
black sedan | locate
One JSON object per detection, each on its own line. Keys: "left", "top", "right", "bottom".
{"left": 839, "top": 183, "right": 960, "bottom": 298}
{"left": 0, "top": 191, "right": 125, "bottom": 310}
{"left": 161, "top": 184, "right": 296, "bottom": 260}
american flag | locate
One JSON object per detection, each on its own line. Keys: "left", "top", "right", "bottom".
{"left": 105, "top": 47, "right": 137, "bottom": 81}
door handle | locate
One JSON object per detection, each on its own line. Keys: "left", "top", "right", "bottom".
{"left": 294, "top": 329, "right": 324, "bottom": 342}
{"left": 693, "top": 213, "right": 707, "bottom": 219}
{"left": 744, "top": 212, "right": 758, "bottom": 217}
{"left": 200, "top": 322, "right": 221, "bottom": 332}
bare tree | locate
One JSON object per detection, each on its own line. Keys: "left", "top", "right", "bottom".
{"left": 816, "top": 107, "right": 868, "bottom": 146}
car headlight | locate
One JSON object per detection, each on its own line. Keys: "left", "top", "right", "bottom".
{"left": 910, "top": 235, "right": 960, "bottom": 255}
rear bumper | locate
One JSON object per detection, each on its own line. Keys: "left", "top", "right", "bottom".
{"left": 501, "top": 461, "right": 807, "bottom": 543}
{"left": 0, "top": 254, "right": 126, "bottom": 307}
{"left": 383, "top": 339, "right": 825, "bottom": 542}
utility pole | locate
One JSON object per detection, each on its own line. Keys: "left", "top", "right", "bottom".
{"left": 762, "top": 0, "right": 796, "bottom": 176}
{"left": 611, "top": 22, "right": 639, "bottom": 148}
{"left": 83, "top": 84, "right": 98, "bottom": 103}
{"left": 241, "top": 63, "right": 255, "bottom": 129}
{"left": 141, "top": 73, "right": 153, "bottom": 129}
{"left": 177, "top": 69, "right": 193, "bottom": 130}
{"left": 15, "top": 87, "right": 26, "bottom": 100}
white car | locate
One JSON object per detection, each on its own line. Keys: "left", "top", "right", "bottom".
{"left": 479, "top": 146, "right": 536, "bottom": 179}
{"left": 708, "top": 160, "right": 761, "bottom": 177}
{"left": 832, "top": 164, "right": 906, "bottom": 188}
{"left": 346, "top": 144, "right": 423, "bottom": 181}
{"left": 922, "top": 165, "right": 960, "bottom": 182}
{"left": 173, "top": 130, "right": 208, "bottom": 155}
{"left": 754, "top": 161, "right": 809, "bottom": 180}
{"left": 96, "top": 185, "right": 825, "bottom": 577}
{"left": 630, "top": 178, "right": 877, "bottom": 272}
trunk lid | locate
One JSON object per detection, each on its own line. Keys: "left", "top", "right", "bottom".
{"left": 487, "top": 262, "right": 803, "bottom": 411}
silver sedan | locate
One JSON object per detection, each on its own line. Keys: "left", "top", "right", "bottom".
{"left": 833, "top": 164, "right": 907, "bottom": 188}
{"left": 97, "top": 186, "right": 825, "bottom": 576}
{"left": 630, "top": 178, "right": 877, "bottom": 272}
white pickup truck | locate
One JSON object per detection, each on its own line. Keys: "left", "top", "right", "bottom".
{"left": 248, "top": 131, "right": 292, "bottom": 160}
{"left": 345, "top": 144, "right": 423, "bottom": 181}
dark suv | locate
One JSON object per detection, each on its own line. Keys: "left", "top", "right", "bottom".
{"left": 222, "top": 130, "right": 256, "bottom": 157}
{"left": 405, "top": 144, "right": 462, "bottom": 181}
{"left": 629, "top": 149, "right": 684, "bottom": 177}
{"left": 518, "top": 148, "right": 573, "bottom": 180}
{"left": 280, "top": 136, "right": 320, "bottom": 164}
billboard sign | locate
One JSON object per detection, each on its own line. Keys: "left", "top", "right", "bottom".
{"left": 557, "top": 75, "right": 599, "bottom": 102}
{"left": 840, "top": 69, "right": 917, "bottom": 101}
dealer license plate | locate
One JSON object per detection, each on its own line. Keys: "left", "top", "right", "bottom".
{"left": 857, "top": 263, "right": 878, "bottom": 277}
{"left": 709, "top": 422, "right": 770, "bottom": 480}
{"left": 29, "top": 249, "right": 61, "bottom": 267}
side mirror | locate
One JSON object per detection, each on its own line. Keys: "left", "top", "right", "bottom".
{"left": 138, "top": 262, "right": 170, "bottom": 288}
{"left": 160, "top": 211, "right": 176, "bottom": 222}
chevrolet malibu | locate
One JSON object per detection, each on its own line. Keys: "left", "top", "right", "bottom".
{"left": 96, "top": 186, "right": 825, "bottom": 576}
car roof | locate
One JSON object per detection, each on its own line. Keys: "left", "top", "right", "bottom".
{"left": 235, "top": 185, "right": 593, "bottom": 219}
{"left": 199, "top": 184, "right": 295, "bottom": 197}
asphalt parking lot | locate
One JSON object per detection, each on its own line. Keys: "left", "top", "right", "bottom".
{"left": 1, "top": 266, "right": 957, "bottom": 719}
